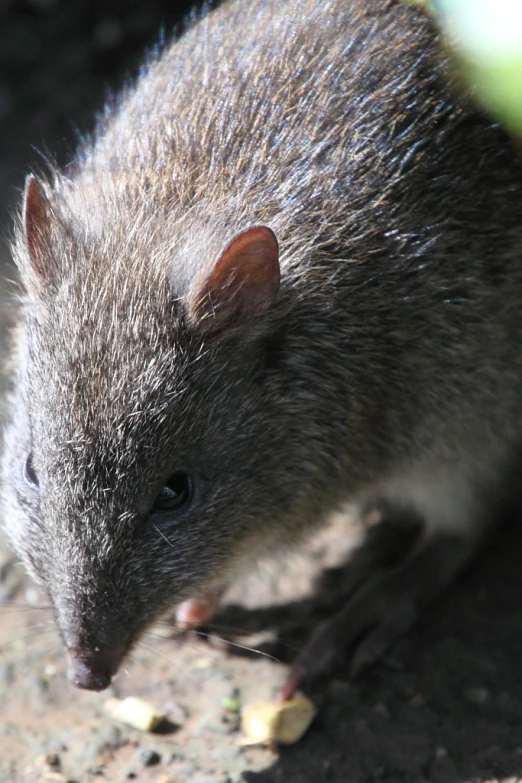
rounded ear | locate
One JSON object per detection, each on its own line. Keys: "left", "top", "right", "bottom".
{"left": 187, "top": 226, "right": 280, "bottom": 338}
{"left": 21, "top": 174, "right": 57, "bottom": 290}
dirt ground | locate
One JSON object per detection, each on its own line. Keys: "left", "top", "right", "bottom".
{"left": 2, "top": 506, "right": 522, "bottom": 783}
{"left": 2, "top": 2, "right": 522, "bottom": 782}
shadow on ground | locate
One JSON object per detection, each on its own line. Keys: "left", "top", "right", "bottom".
{"left": 200, "top": 519, "right": 522, "bottom": 783}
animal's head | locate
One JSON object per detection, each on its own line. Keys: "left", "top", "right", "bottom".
{"left": 2, "top": 175, "right": 320, "bottom": 690}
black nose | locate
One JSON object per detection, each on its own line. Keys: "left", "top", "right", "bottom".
{"left": 66, "top": 645, "right": 123, "bottom": 691}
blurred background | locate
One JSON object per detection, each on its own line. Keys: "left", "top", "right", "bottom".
{"left": 0, "top": 0, "right": 208, "bottom": 271}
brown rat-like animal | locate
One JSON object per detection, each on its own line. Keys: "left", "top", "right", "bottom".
{"left": 3, "top": 0, "right": 522, "bottom": 694}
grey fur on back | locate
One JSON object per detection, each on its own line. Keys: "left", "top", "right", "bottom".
{"left": 3, "top": 0, "right": 522, "bottom": 683}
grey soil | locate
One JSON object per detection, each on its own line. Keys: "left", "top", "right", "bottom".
{"left": 3, "top": 489, "right": 522, "bottom": 783}
{"left": 1, "top": 2, "right": 522, "bottom": 782}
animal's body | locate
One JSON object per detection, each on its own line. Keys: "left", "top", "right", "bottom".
{"left": 3, "top": 0, "right": 522, "bottom": 692}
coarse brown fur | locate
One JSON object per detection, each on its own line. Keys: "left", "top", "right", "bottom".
{"left": 3, "top": 0, "right": 522, "bottom": 688}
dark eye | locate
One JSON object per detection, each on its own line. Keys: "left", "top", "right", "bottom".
{"left": 152, "top": 472, "right": 193, "bottom": 513}
{"left": 24, "top": 453, "right": 39, "bottom": 489}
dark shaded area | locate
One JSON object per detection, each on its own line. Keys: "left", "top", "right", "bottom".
{"left": 211, "top": 516, "right": 427, "bottom": 667}
{"left": 219, "top": 519, "right": 522, "bottom": 783}
{"left": 0, "top": 0, "right": 207, "bottom": 238}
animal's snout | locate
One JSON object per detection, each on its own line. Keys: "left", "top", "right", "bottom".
{"left": 66, "top": 643, "right": 124, "bottom": 691}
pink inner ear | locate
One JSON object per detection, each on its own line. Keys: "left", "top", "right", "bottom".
{"left": 23, "top": 175, "right": 51, "bottom": 282}
{"left": 191, "top": 225, "right": 280, "bottom": 335}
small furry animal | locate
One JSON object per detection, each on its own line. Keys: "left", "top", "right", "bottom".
{"left": 3, "top": 0, "right": 522, "bottom": 693}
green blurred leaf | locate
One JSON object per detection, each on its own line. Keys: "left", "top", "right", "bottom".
{"left": 221, "top": 696, "right": 240, "bottom": 713}
{"left": 406, "top": 0, "right": 522, "bottom": 133}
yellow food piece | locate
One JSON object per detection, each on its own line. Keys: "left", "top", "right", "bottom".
{"left": 241, "top": 693, "right": 316, "bottom": 746}
{"left": 104, "top": 696, "right": 166, "bottom": 732}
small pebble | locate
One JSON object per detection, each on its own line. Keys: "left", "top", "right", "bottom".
{"left": 137, "top": 748, "right": 162, "bottom": 766}
{"left": 105, "top": 696, "right": 166, "bottom": 732}
{"left": 193, "top": 657, "right": 213, "bottom": 669}
{"left": 241, "top": 693, "right": 316, "bottom": 746}
{"left": 35, "top": 752, "right": 61, "bottom": 770}
{"left": 44, "top": 752, "right": 61, "bottom": 768}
